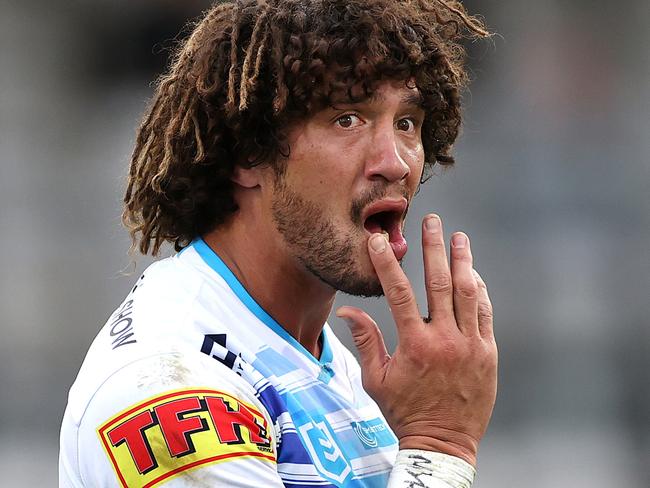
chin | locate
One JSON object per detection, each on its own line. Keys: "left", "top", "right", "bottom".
{"left": 307, "top": 257, "right": 384, "bottom": 298}
{"left": 332, "top": 276, "right": 384, "bottom": 298}
{"left": 334, "top": 242, "right": 387, "bottom": 297}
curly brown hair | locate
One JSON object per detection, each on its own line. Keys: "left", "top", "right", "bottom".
{"left": 123, "top": 0, "right": 489, "bottom": 255}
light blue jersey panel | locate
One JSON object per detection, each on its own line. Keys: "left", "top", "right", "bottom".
{"left": 191, "top": 239, "right": 398, "bottom": 487}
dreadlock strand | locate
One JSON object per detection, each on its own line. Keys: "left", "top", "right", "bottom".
{"left": 194, "top": 5, "right": 234, "bottom": 96}
{"left": 191, "top": 113, "right": 206, "bottom": 162}
{"left": 150, "top": 128, "right": 175, "bottom": 192}
{"left": 246, "top": 23, "right": 271, "bottom": 97}
{"left": 432, "top": 0, "right": 489, "bottom": 37}
{"left": 191, "top": 1, "right": 231, "bottom": 39}
{"left": 178, "top": 89, "right": 199, "bottom": 135}
{"left": 134, "top": 124, "right": 160, "bottom": 183}
{"left": 239, "top": 8, "right": 270, "bottom": 110}
{"left": 226, "top": 6, "right": 242, "bottom": 113}
{"left": 270, "top": 23, "right": 288, "bottom": 113}
{"left": 394, "top": 22, "right": 424, "bottom": 64}
{"left": 134, "top": 131, "right": 155, "bottom": 179}
{"left": 134, "top": 79, "right": 171, "bottom": 151}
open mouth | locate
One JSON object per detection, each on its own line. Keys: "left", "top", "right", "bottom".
{"left": 362, "top": 202, "right": 409, "bottom": 260}
{"left": 363, "top": 210, "right": 401, "bottom": 238}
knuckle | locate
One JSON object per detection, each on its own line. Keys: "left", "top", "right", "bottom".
{"left": 361, "top": 376, "right": 380, "bottom": 397}
{"left": 440, "top": 340, "right": 467, "bottom": 363}
{"left": 386, "top": 281, "right": 412, "bottom": 308}
{"left": 351, "top": 328, "right": 375, "bottom": 352}
{"left": 426, "top": 273, "right": 452, "bottom": 293}
{"left": 403, "top": 346, "right": 427, "bottom": 367}
{"left": 483, "top": 346, "right": 499, "bottom": 370}
{"left": 475, "top": 273, "right": 487, "bottom": 289}
{"left": 432, "top": 330, "right": 463, "bottom": 357}
{"left": 425, "top": 237, "right": 445, "bottom": 250}
{"left": 478, "top": 302, "right": 494, "bottom": 321}
{"left": 454, "top": 281, "right": 478, "bottom": 300}
{"left": 452, "top": 249, "right": 473, "bottom": 262}
{"left": 477, "top": 335, "right": 497, "bottom": 354}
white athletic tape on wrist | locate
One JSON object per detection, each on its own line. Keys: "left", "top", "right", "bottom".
{"left": 387, "top": 449, "right": 476, "bottom": 488}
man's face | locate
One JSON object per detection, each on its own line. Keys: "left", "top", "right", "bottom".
{"left": 269, "top": 79, "right": 426, "bottom": 296}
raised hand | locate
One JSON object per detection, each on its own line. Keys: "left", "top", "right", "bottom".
{"left": 337, "top": 215, "right": 497, "bottom": 467}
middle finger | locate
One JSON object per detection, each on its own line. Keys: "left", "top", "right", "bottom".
{"left": 422, "top": 214, "right": 454, "bottom": 323}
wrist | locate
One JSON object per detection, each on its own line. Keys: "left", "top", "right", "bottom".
{"left": 398, "top": 435, "right": 477, "bottom": 467}
{"left": 388, "top": 449, "right": 476, "bottom": 488}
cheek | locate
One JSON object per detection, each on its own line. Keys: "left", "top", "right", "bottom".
{"left": 404, "top": 142, "right": 425, "bottom": 181}
{"left": 303, "top": 149, "right": 358, "bottom": 192}
{"left": 408, "top": 140, "right": 425, "bottom": 163}
{"left": 284, "top": 163, "right": 354, "bottom": 214}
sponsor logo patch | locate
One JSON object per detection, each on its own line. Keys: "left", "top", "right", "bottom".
{"left": 350, "top": 418, "right": 396, "bottom": 450}
{"left": 98, "top": 388, "right": 275, "bottom": 488}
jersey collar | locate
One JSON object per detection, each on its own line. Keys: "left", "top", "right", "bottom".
{"left": 189, "top": 238, "right": 335, "bottom": 370}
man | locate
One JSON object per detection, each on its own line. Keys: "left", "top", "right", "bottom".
{"left": 60, "top": 1, "right": 497, "bottom": 487}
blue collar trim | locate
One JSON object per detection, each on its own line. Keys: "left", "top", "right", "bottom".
{"left": 190, "top": 238, "right": 334, "bottom": 369}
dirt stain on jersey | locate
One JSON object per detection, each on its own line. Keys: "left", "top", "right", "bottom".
{"left": 136, "top": 353, "right": 194, "bottom": 390}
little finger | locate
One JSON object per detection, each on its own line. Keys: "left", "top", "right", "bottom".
{"left": 473, "top": 269, "right": 495, "bottom": 340}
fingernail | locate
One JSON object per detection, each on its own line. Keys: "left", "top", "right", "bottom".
{"left": 369, "top": 234, "right": 387, "bottom": 253}
{"left": 424, "top": 215, "right": 440, "bottom": 232}
{"left": 452, "top": 233, "right": 467, "bottom": 248}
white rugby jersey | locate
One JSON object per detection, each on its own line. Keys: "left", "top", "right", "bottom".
{"left": 60, "top": 238, "right": 400, "bottom": 488}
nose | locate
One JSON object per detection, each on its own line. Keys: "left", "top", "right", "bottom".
{"left": 364, "top": 125, "right": 411, "bottom": 183}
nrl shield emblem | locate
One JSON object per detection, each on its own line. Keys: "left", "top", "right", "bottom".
{"left": 298, "top": 420, "right": 352, "bottom": 484}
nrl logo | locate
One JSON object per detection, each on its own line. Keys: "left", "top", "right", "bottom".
{"left": 298, "top": 420, "right": 351, "bottom": 484}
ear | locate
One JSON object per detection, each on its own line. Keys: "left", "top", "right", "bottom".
{"left": 231, "top": 165, "right": 262, "bottom": 189}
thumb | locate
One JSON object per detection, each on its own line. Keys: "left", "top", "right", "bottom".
{"left": 336, "top": 306, "right": 390, "bottom": 391}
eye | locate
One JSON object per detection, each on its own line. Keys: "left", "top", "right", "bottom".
{"left": 336, "top": 114, "right": 362, "bottom": 129}
{"left": 395, "top": 118, "right": 416, "bottom": 132}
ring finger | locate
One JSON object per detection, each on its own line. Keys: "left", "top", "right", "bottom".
{"left": 450, "top": 232, "right": 479, "bottom": 336}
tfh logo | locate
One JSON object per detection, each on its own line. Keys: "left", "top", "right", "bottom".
{"left": 98, "top": 389, "right": 274, "bottom": 487}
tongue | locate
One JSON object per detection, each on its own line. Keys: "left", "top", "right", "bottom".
{"left": 364, "top": 218, "right": 408, "bottom": 260}
{"left": 388, "top": 226, "right": 408, "bottom": 261}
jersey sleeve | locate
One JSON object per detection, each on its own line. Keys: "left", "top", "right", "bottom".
{"left": 74, "top": 350, "right": 284, "bottom": 488}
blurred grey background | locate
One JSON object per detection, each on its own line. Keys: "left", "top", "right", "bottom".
{"left": 1, "top": 0, "right": 648, "bottom": 486}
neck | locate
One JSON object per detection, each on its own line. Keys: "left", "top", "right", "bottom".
{"left": 202, "top": 212, "right": 336, "bottom": 360}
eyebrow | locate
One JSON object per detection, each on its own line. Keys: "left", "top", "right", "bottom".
{"left": 363, "top": 89, "right": 425, "bottom": 109}
{"left": 399, "top": 91, "right": 425, "bottom": 109}
{"left": 327, "top": 88, "right": 425, "bottom": 113}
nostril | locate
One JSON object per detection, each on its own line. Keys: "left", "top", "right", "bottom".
{"left": 365, "top": 155, "right": 411, "bottom": 183}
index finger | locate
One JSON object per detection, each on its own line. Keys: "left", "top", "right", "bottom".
{"left": 367, "top": 233, "right": 421, "bottom": 331}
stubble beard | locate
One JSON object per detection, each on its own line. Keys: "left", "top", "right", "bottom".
{"left": 271, "top": 179, "right": 386, "bottom": 297}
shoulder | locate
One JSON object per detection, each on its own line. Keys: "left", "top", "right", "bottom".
{"left": 61, "top": 350, "right": 281, "bottom": 487}
{"left": 86, "top": 350, "right": 264, "bottom": 418}
{"left": 69, "top": 252, "right": 236, "bottom": 405}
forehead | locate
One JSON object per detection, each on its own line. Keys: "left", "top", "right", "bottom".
{"left": 334, "top": 79, "right": 424, "bottom": 108}
{"left": 369, "top": 81, "right": 423, "bottom": 106}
